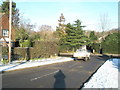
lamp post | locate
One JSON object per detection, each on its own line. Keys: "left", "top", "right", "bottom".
{"left": 8, "top": 0, "right": 12, "bottom": 63}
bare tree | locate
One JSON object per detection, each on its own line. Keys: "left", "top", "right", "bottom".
{"left": 99, "top": 13, "right": 110, "bottom": 32}
{"left": 39, "top": 25, "right": 53, "bottom": 31}
{"left": 38, "top": 25, "right": 58, "bottom": 41}
{"left": 98, "top": 13, "right": 110, "bottom": 53}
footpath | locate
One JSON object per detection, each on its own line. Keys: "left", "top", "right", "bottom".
{"left": 0, "top": 57, "right": 73, "bottom": 72}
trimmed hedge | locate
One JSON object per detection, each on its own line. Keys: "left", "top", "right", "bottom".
{"left": 2, "top": 41, "right": 59, "bottom": 60}
{"left": 31, "top": 41, "right": 59, "bottom": 58}
{"left": 13, "top": 47, "right": 29, "bottom": 60}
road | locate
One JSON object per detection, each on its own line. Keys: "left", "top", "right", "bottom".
{"left": 2, "top": 55, "right": 109, "bottom": 89}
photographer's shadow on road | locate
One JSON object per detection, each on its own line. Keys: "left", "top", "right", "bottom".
{"left": 53, "top": 70, "right": 66, "bottom": 89}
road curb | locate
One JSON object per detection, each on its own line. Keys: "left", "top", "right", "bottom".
{"left": 1, "top": 58, "right": 73, "bottom": 73}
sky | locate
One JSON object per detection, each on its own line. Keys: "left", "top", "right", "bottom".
{"left": 0, "top": 0, "right": 118, "bottom": 32}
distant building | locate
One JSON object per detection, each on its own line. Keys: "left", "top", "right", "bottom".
{"left": 0, "top": 13, "right": 15, "bottom": 47}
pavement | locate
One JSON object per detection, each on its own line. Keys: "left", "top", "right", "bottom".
{"left": 0, "top": 57, "right": 73, "bottom": 72}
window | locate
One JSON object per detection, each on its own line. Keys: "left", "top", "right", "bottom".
{"left": 2, "top": 29, "right": 9, "bottom": 36}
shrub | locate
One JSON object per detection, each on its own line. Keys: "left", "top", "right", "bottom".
{"left": 1, "top": 58, "right": 9, "bottom": 64}
{"left": 19, "top": 40, "right": 32, "bottom": 47}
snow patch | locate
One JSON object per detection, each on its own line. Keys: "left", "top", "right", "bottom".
{"left": 83, "top": 58, "right": 119, "bottom": 88}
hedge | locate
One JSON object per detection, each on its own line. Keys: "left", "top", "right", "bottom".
{"left": 2, "top": 41, "right": 59, "bottom": 60}
{"left": 31, "top": 41, "right": 59, "bottom": 58}
{"left": 101, "top": 33, "right": 119, "bottom": 54}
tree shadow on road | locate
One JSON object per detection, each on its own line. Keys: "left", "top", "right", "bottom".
{"left": 53, "top": 70, "right": 66, "bottom": 90}
{"left": 96, "top": 54, "right": 110, "bottom": 61}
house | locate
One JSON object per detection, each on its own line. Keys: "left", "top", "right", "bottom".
{"left": 0, "top": 13, "right": 15, "bottom": 47}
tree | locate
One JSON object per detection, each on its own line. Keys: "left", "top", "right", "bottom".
{"left": 74, "top": 19, "right": 85, "bottom": 31}
{"left": 30, "top": 32, "right": 40, "bottom": 41}
{"left": 98, "top": 13, "right": 110, "bottom": 52}
{"left": 99, "top": 13, "right": 110, "bottom": 32}
{"left": 56, "top": 13, "right": 66, "bottom": 37}
{"left": 1, "top": 0, "right": 20, "bottom": 27}
{"left": 38, "top": 25, "right": 58, "bottom": 41}
{"left": 15, "top": 27, "right": 29, "bottom": 47}
{"left": 64, "top": 20, "right": 89, "bottom": 51}
{"left": 99, "top": 13, "right": 110, "bottom": 43}
{"left": 88, "top": 31, "right": 98, "bottom": 53}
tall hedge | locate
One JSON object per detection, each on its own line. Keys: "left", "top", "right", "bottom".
{"left": 2, "top": 41, "right": 59, "bottom": 60}
{"left": 32, "top": 41, "right": 59, "bottom": 58}
{"left": 13, "top": 47, "right": 29, "bottom": 60}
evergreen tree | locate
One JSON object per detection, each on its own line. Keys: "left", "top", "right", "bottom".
{"left": 1, "top": 1, "right": 16, "bottom": 15}
{"left": 65, "top": 20, "right": 90, "bottom": 51}
{"left": 88, "top": 31, "right": 98, "bottom": 53}
{"left": 1, "top": 1, "right": 20, "bottom": 27}
{"left": 74, "top": 19, "right": 85, "bottom": 31}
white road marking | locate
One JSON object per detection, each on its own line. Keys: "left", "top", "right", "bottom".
{"left": 69, "top": 63, "right": 78, "bottom": 68}
{"left": 31, "top": 70, "right": 59, "bottom": 81}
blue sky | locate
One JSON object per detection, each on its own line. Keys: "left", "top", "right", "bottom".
{"left": 0, "top": 0, "right": 118, "bottom": 31}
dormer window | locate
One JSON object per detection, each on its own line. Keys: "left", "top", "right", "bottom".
{"left": 2, "top": 29, "right": 9, "bottom": 37}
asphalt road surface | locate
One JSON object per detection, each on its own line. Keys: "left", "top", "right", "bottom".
{"left": 2, "top": 55, "right": 109, "bottom": 89}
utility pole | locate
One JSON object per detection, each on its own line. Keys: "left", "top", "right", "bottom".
{"left": 8, "top": 0, "right": 12, "bottom": 63}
